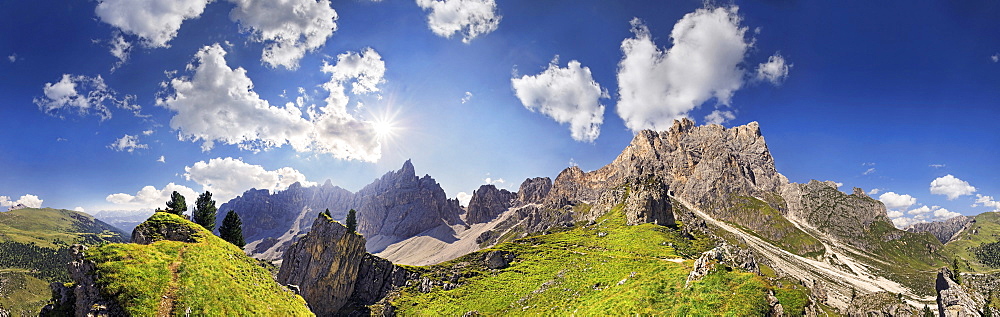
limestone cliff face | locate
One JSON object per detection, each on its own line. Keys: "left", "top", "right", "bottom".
{"left": 218, "top": 181, "right": 354, "bottom": 248}
{"left": 353, "top": 159, "right": 464, "bottom": 245}
{"left": 343, "top": 254, "right": 419, "bottom": 314}
{"left": 516, "top": 177, "right": 551, "bottom": 205}
{"left": 780, "top": 181, "right": 892, "bottom": 249}
{"left": 936, "top": 267, "right": 985, "bottom": 317}
{"left": 277, "top": 216, "right": 367, "bottom": 316}
{"left": 40, "top": 245, "right": 125, "bottom": 317}
{"left": 465, "top": 185, "right": 516, "bottom": 224}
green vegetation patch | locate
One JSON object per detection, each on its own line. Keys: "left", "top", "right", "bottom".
{"left": 728, "top": 196, "right": 825, "bottom": 258}
{"left": 392, "top": 207, "right": 772, "bottom": 315}
{"left": 975, "top": 241, "right": 1000, "bottom": 269}
{"left": 86, "top": 213, "right": 312, "bottom": 316}
{"left": 0, "top": 270, "right": 51, "bottom": 316}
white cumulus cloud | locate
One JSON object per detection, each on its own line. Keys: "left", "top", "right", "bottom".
{"left": 415, "top": 0, "right": 500, "bottom": 43}
{"left": 879, "top": 192, "right": 917, "bottom": 212}
{"left": 973, "top": 194, "right": 1000, "bottom": 212}
{"left": 74, "top": 206, "right": 86, "bottom": 212}
{"left": 229, "top": 0, "right": 339, "bottom": 69}
{"left": 511, "top": 58, "right": 607, "bottom": 142}
{"left": 94, "top": 0, "right": 213, "bottom": 48}
{"left": 755, "top": 53, "right": 791, "bottom": 85}
{"left": 158, "top": 44, "right": 385, "bottom": 161}
{"left": 616, "top": 6, "right": 752, "bottom": 132}
{"left": 0, "top": 194, "right": 44, "bottom": 208}
{"left": 184, "top": 157, "right": 316, "bottom": 202}
{"left": 930, "top": 174, "right": 976, "bottom": 200}
{"left": 34, "top": 74, "right": 139, "bottom": 121}
{"left": 157, "top": 156, "right": 166, "bottom": 163}
{"left": 157, "top": 44, "right": 314, "bottom": 152}
{"left": 108, "top": 134, "right": 149, "bottom": 152}
{"left": 109, "top": 34, "right": 133, "bottom": 71}
{"left": 106, "top": 183, "right": 198, "bottom": 210}
{"left": 456, "top": 192, "right": 472, "bottom": 207}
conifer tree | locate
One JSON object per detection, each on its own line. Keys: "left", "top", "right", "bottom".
{"left": 220, "top": 210, "right": 245, "bottom": 248}
{"left": 324, "top": 208, "right": 332, "bottom": 218}
{"left": 193, "top": 191, "right": 217, "bottom": 232}
{"left": 346, "top": 209, "right": 357, "bottom": 233}
{"left": 165, "top": 191, "right": 187, "bottom": 216}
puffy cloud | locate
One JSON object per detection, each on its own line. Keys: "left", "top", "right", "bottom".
{"left": 184, "top": 157, "right": 316, "bottom": 202}
{"left": 158, "top": 44, "right": 385, "bottom": 161}
{"left": 108, "top": 134, "right": 149, "bottom": 152}
{"left": 157, "top": 156, "right": 166, "bottom": 163}
{"left": 973, "top": 194, "right": 1000, "bottom": 212}
{"left": 0, "top": 194, "right": 44, "bottom": 208}
{"left": 109, "top": 34, "right": 133, "bottom": 71}
{"left": 703, "top": 110, "right": 735, "bottom": 125}
{"left": 930, "top": 174, "right": 976, "bottom": 200}
{"left": 312, "top": 48, "right": 385, "bottom": 161}
{"left": 484, "top": 177, "right": 504, "bottom": 185}
{"left": 511, "top": 58, "right": 607, "bottom": 142}
{"left": 415, "top": 0, "right": 500, "bottom": 43}
{"left": 94, "top": 0, "right": 213, "bottom": 48}
{"left": 879, "top": 192, "right": 916, "bottom": 211}
{"left": 456, "top": 192, "right": 472, "bottom": 207}
{"left": 143, "top": 130, "right": 154, "bottom": 135}
{"left": 881, "top": 191, "right": 964, "bottom": 228}
{"left": 993, "top": 54, "right": 999, "bottom": 63}
{"left": 157, "top": 44, "right": 314, "bottom": 152}
{"left": 8, "top": 53, "right": 17, "bottom": 62}
{"left": 755, "top": 53, "right": 791, "bottom": 85}
{"left": 34, "top": 74, "right": 139, "bottom": 121}
{"left": 74, "top": 206, "right": 86, "bottom": 212}
{"left": 229, "top": 0, "right": 338, "bottom": 69}
{"left": 106, "top": 183, "right": 198, "bottom": 210}
{"left": 616, "top": 7, "right": 752, "bottom": 132}
{"left": 868, "top": 188, "right": 880, "bottom": 195}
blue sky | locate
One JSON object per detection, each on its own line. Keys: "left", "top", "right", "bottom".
{"left": 0, "top": 0, "right": 997, "bottom": 228}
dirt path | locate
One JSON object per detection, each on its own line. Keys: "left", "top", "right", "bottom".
{"left": 158, "top": 246, "right": 188, "bottom": 316}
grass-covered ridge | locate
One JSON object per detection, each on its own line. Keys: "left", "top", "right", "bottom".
{"left": 391, "top": 206, "right": 790, "bottom": 316}
{"left": 85, "top": 212, "right": 313, "bottom": 316}
{"left": 0, "top": 208, "right": 127, "bottom": 314}
{"left": 943, "top": 212, "right": 1000, "bottom": 273}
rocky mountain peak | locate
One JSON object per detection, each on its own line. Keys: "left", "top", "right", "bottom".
{"left": 516, "top": 177, "right": 552, "bottom": 205}
{"left": 466, "top": 185, "right": 516, "bottom": 224}
{"left": 277, "top": 215, "right": 367, "bottom": 316}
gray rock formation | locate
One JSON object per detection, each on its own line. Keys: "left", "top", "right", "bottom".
{"left": 465, "top": 185, "right": 516, "bottom": 224}
{"left": 39, "top": 245, "right": 124, "bottom": 317}
{"left": 516, "top": 177, "right": 551, "bottom": 205}
{"left": 277, "top": 216, "right": 367, "bottom": 316}
{"left": 223, "top": 160, "right": 466, "bottom": 256}
{"left": 781, "top": 181, "right": 894, "bottom": 250}
{"left": 936, "top": 267, "right": 985, "bottom": 317}
{"left": 484, "top": 250, "right": 515, "bottom": 269}
{"left": 685, "top": 243, "right": 758, "bottom": 287}
{"left": 907, "top": 216, "right": 973, "bottom": 244}
{"left": 342, "top": 254, "right": 419, "bottom": 314}
{"left": 130, "top": 212, "right": 201, "bottom": 244}
{"left": 844, "top": 291, "right": 916, "bottom": 316}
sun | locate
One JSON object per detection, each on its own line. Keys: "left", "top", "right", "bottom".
{"left": 373, "top": 117, "right": 396, "bottom": 139}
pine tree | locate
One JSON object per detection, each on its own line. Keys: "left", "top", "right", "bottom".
{"left": 324, "top": 208, "right": 332, "bottom": 218}
{"left": 922, "top": 305, "right": 934, "bottom": 317}
{"left": 346, "top": 209, "right": 357, "bottom": 233}
{"left": 220, "top": 210, "right": 245, "bottom": 248}
{"left": 193, "top": 191, "right": 217, "bottom": 232}
{"left": 165, "top": 191, "right": 187, "bottom": 216}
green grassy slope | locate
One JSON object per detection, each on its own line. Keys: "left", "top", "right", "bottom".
{"left": 943, "top": 212, "right": 1000, "bottom": 272}
{"left": 86, "top": 212, "right": 313, "bottom": 316}
{"left": 391, "top": 207, "right": 806, "bottom": 316}
{"left": 0, "top": 208, "right": 127, "bottom": 314}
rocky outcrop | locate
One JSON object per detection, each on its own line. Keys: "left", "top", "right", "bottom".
{"left": 907, "top": 216, "right": 973, "bottom": 244}
{"left": 484, "top": 250, "right": 515, "bottom": 269}
{"left": 685, "top": 243, "right": 758, "bottom": 287}
{"left": 781, "top": 180, "right": 894, "bottom": 250}
{"left": 466, "top": 185, "right": 516, "bottom": 224}
{"left": 342, "top": 254, "right": 420, "bottom": 314}
{"left": 277, "top": 216, "right": 367, "bottom": 316}
{"left": 130, "top": 212, "right": 202, "bottom": 244}
{"left": 516, "top": 177, "right": 551, "bottom": 205}
{"left": 936, "top": 267, "right": 985, "bottom": 317}
{"left": 844, "top": 291, "right": 916, "bottom": 316}
{"left": 39, "top": 245, "right": 125, "bottom": 317}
